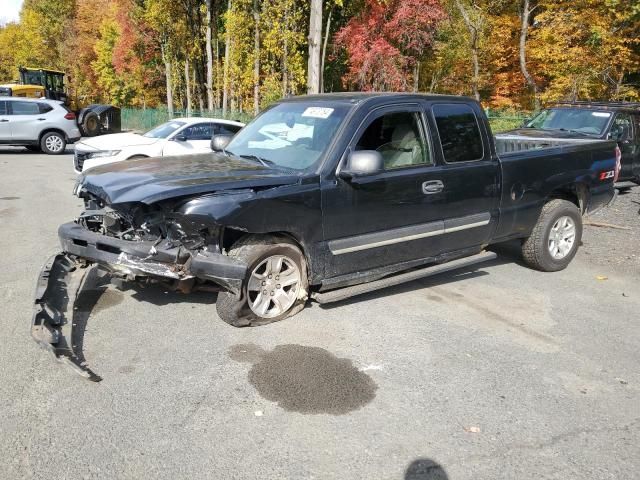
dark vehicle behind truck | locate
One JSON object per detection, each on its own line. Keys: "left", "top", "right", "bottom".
{"left": 498, "top": 101, "right": 639, "bottom": 183}
{"left": 32, "top": 93, "right": 618, "bottom": 379}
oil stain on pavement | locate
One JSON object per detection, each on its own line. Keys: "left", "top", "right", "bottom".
{"left": 0, "top": 196, "right": 20, "bottom": 200}
{"left": 229, "top": 343, "right": 377, "bottom": 415}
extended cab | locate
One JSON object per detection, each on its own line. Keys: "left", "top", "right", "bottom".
{"left": 33, "top": 94, "right": 618, "bottom": 374}
{"left": 498, "top": 101, "right": 639, "bottom": 184}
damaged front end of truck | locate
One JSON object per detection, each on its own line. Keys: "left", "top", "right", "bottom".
{"left": 32, "top": 182, "right": 251, "bottom": 380}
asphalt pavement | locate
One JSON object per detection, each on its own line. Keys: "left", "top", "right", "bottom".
{"left": 0, "top": 148, "right": 638, "bottom": 479}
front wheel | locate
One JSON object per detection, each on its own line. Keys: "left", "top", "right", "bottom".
{"left": 522, "top": 199, "right": 583, "bottom": 272}
{"left": 40, "top": 132, "right": 67, "bottom": 155}
{"left": 216, "top": 235, "right": 309, "bottom": 327}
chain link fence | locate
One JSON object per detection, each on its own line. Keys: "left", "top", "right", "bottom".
{"left": 485, "top": 108, "right": 530, "bottom": 133}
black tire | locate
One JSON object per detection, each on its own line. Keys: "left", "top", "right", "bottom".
{"left": 522, "top": 199, "right": 583, "bottom": 272}
{"left": 25, "top": 145, "right": 41, "bottom": 152}
{"left": 216, "top": 235, "right": 309, "bottom": 327}
{"left": 40, "top": 131, "right": 67, "bottom": 155}
{"left": 81, "top": 111, "right": 100, "bottom": 137}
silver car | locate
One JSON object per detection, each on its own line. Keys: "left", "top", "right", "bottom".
{"left": 0, "top": 97, "right": 81, "bottom": 154}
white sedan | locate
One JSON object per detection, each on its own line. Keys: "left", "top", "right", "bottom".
{"left": 73, "top": 117, "right": 244, "bottom": 173}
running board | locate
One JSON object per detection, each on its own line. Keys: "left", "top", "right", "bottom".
{"left": 312, "top": 251, "right": 497, "bottom": 304}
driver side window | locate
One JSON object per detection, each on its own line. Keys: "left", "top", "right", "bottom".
{"left": 611, "top": 114, "right": 633, "bottom": 142}
{"left": 355, "top": 111, "right": 430, "bottom": 169}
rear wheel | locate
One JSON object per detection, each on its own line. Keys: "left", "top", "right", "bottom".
{"left": 216, "top": 235, "right": 309, "bottom": 327}
{"left": 522, "top": 199, "right": 582, "bottom": 272}
{"left": 40, "top": 132, "right": 67, "bottom": 155}
{"left": 81, "top": 111, "right": 100, "bottom": 137}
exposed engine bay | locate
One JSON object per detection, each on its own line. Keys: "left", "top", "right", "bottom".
{"left": 77, "top": 190, "right": 214, "bottom": 251}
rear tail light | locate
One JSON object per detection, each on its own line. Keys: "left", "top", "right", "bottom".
{"left": 64, "top": 112, "right": 76, "bottom": 120}
{"left": 614, "top": 145, "right": 621, "bottom": 182}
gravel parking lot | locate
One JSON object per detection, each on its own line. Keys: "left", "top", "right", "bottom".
{"left": 1, "top": 148, "right": 638, "bottom": 479}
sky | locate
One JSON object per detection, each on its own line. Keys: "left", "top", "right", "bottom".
{"left": 0, "top": 0, "right": 23, "bottom": 26}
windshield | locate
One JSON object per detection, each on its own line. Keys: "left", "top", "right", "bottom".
{"left": 526, "top": 108, "right": 611, "bottom": 136}
{"left": 225, "top": 102, "right": 351, "bottom": 170}
{"left": 143, "top": 121, "right": 186, "bottom": 139}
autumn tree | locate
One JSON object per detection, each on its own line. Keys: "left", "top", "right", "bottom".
{"left": 529, "top": 0, "right": 640, "bottom": 102}
{"left": 2, "top": 0, "right": 638, "bottom": 113}
{"left": 335, "top": 0, "right": 445, "bottom": 91}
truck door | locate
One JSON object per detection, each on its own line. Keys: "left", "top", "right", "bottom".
{"left": 425, "top": 102, "right": 501, "bottom": 253}
{"left": 610, "top": 112, "right": 638, "bottom": 181}
{"left": 0, "top": 101, "right": 10, "bottom": 140}
{"left": 321, "top": 105, "right": 446, "bottom": 278}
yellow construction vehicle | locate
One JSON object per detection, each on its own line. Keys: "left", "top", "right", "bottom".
{"left": 0, "top": 67, "right": 120, "bottom": 136}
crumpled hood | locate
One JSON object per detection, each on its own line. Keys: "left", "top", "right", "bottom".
{"left": 497, "top": 128, "right": 601, "bottom": 139}
{"left": 78, "top": 152, "right": 301, "bottom": 205}
{"left": 76, "top": 132, "right": 160, "bottom": 151}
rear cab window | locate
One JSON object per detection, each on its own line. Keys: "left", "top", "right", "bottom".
{"left": 432, "top": 103, "right": 484, "bottom": 163}
{"left": 0, "top": 101, "right": 7, "bottom": 116}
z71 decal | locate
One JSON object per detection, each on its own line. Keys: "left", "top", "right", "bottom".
{"left": 599, "top": 170, "right": 615, "bottom": 181}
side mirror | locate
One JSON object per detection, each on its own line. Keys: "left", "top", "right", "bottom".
{"left": 174, "top": 134, "right": 187, "bottom": 142}
{"left": 339, "top": 150, "right": 384, "bottom": 180}
{"left": 211, "top": 134, "right": 234, "bottom": 152}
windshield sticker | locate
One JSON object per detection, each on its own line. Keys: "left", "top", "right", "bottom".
{"left": 302, "top": 107, "right": 334, "bottom": 119}
{"left": 592, "top": 112, "right": 611, "bottom": 118}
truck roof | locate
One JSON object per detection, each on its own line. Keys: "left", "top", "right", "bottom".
{"left": 279, "top": 92, "right": 477, "bottom": 106}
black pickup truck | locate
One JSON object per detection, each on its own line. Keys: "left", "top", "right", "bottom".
{"left": 498, "top": 101, "right": 639, "bottom": 183}
{"left": 33, "top": 93, "right": 619, "bottom": 376}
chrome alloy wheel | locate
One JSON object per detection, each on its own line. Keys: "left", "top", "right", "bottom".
{"left": 548, "top": 216, "right": 576, "bottom": 260}
{"left": 247, "top": 255, "right": 301, "bottom": 318}
{"left": 45, "top": 135, "right": 64, "bottom": 153}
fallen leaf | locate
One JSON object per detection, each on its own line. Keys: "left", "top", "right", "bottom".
{"left": 615, "top": 377, "right": 628, "bottom": 385}
{"left": 596, "top": 275, "right": 608, "bottom": 281}
{"left": 464, "top": 426, "right": 481, "bottom": 433}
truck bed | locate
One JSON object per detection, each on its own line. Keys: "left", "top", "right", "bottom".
{"left": 494, "top": 134, "right": 604, "bottom": 155}
{"left": 491, "top": 137, "right": 617, "bottom": 242}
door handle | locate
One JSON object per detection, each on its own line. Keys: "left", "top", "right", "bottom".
{"left": 37, "top": 118, "right": 46, "bottom": 121}
{"left": 0, "top": 119, "right": 8, "bottom": 122}
{"left": 422, "top": 180, "right": 444, "bottom": 194}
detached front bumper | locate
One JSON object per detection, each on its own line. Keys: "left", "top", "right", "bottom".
{"left": 31, "top": 224, "right": 248, "bottom": 380}
{"left": 32, "top": 253, "right": 104, "bottom": 380}
{"left": 58, "top": 222, "right": 247, "bottom": 293}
